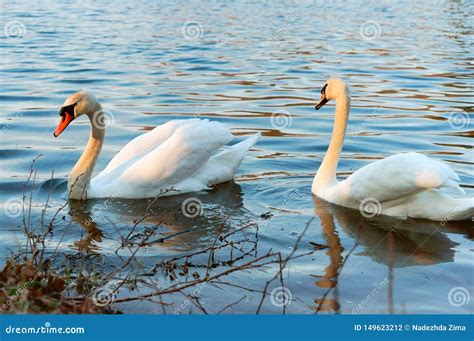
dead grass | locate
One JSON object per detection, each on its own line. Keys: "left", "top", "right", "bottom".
{"left": 0, "top": 259, "right": 118, "bottom": 314}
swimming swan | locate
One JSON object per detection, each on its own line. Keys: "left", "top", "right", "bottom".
{"left": 53, "top": 91, "right": 260, "bottom": 200}
{"left": 312, "top": 78, "right": 473, "bottom": 221}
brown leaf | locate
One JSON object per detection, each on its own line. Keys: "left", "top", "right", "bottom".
{"left": 315, "top": 298, "right": 340, "bottom": 312}
{"left": 47, "top": 275, "right": 66, "bottom": 293}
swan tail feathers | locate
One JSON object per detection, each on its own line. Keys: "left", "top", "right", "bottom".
{"left": 224, "top": 132, "right": 260, "bottom": 168}
{"left": 210, "top": 133, "right": 259, "bottom": 169}
{"left": 233, "top": 132, "right": 261, "bottom": 154}
{"left": 448, "top": 197, "right": 474, "bottom": 221}
{"left": 195, "top": 133, "right": 260, "bottom": 186}
{"left": 438, "top": 179, "right": 466, "bottom": 197}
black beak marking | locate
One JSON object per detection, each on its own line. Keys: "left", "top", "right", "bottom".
{"left": 315, "top": 84, "right": 329, "bottom": 110}
{"left": 59, "top": 103, "right": 77, "bottom": 118}
{"left": 320, "top": 84, "right": 327, "bottom": 95}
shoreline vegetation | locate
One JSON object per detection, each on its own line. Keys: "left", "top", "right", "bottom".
{"left": 1, "top": 156, "right": 322, "bottom": 314}
{"left": 1, "top": 156, "right": 117, "bottom": 314}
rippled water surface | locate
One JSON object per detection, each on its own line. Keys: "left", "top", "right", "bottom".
{"left": 1, "top": 0, "right": 473, "bottom": 314}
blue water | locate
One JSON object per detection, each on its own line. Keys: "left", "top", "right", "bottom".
{"left": 0, "top": 0, "right": 472, "bottom": 314}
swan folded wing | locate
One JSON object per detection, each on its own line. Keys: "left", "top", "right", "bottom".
{"left": 116, "top": 120, "right": 233, "bottom": 191}
{"left": 95, "top": 119, "right": 203, "bottom": 180}
{"left": 341, "top": 152, "right": 464, "bottom": 203}
{"left": 192, "top": 133, "right": 261, "bottom": 186}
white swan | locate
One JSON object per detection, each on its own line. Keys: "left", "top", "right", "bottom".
{"left": 53, "top": 91, "right": 260, "bottom": 200}
{"left": 312, "top": 78, "right": 473, "bottom": 221}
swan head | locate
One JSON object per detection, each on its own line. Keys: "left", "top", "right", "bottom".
{"left": 53, "top": 91, "right": 100, "bottom": 137}
{"left": 315, "top": 78, "right": 349, "bottom": 110}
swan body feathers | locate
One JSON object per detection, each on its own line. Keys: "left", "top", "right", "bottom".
{"left": 54, "top": 92, "right": 260, "bottom": 199}
{"left": 312, "top": 78, "right": 473, "bottom": 221}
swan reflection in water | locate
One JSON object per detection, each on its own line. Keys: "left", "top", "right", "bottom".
{"left": 56, "top": 179, "right": 472, "bottom": 313}
{"left": 66, "top": 182, "right": 252, "bottom": 255}
{"left": 311, "top": 196, "right": 473, "bottom": 314}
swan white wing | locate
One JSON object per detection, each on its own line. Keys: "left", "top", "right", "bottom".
{"left": 337, "top": 152, "right": 464, "bottom": 204}
{"left": 193, "top": 133, "right": 261, "bottom": 186}
{"left": 95, "top": 119, "right": 202, "bottom": 180}
{"left": 114, "top": 120, "right": 233, "bottom": 193}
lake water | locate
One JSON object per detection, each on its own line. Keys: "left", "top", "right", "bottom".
{"left": 0, "top": 0, "right": 473, "bottom": 314}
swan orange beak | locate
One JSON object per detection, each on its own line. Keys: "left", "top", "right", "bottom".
{"left": 53, "top": 106, "right": 75, "bottom": 137}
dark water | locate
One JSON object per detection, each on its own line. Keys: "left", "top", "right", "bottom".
{"left": 0, "top": 0, "right": 473, "bottom": 314}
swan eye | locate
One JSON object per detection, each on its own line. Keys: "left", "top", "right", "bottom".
{"left": 59, "top": 103, "right": 77, "bottom": 117}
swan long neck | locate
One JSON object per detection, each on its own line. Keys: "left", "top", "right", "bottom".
{"left": 313, "top": 92, "right": 350, "bottom": 190}
{"left": 68, "top": 106, "right": 105, "bottom": 200}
